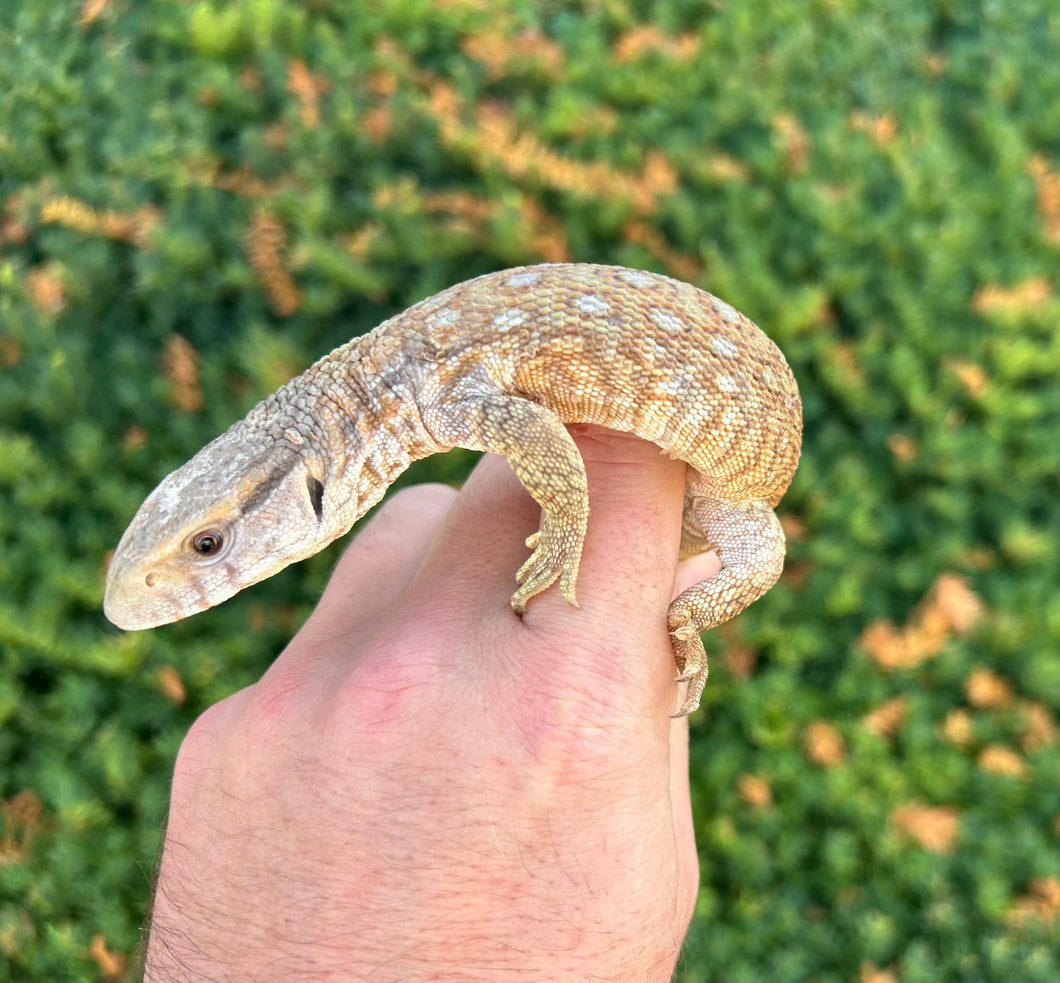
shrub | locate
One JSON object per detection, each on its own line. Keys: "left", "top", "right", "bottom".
{"left": 1, "top": 1, "right": 1056, "bottom": 979}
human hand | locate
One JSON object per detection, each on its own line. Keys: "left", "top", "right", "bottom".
{"left": 144, "top": 425, "right": 716, "bottom": 982}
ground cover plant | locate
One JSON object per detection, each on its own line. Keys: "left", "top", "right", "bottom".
{"left": 0, "top": 1, "right": 1057, "bottom": 980}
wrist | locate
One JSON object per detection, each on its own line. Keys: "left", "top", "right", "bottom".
{"left": 144, "top": 809, "right": 682, "bottom": 983}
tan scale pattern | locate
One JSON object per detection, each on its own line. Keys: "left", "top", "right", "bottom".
{"left": 105, "top": 264, "right": 802, "bottom": 715}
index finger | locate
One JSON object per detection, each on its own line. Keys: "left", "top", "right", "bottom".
{"left": 406, "top": 424, "right": 690, "bottom": 725}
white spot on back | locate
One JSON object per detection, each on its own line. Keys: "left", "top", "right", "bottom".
{"left": 576, "top": 294, "right": 611, "bottom": 316}
{"left": 710, "top": 335, "right": 739, "bottom": 358}
{"left": 716, "top": 374, "right": 739, "bottom": 394}
{"left": 648, "top": 307, "right": 686, "bottom": 332}
{"left": 491, "top": 307, "right": 527, "bottom": 331}
{"left": 506, "top": 271, "right": 542, "bottom": 287}
{"left": 618, "top": 270, "right": 657, "bottom": 288}
{"left": 714, "top": 298, "right": 742, "bottom": 325}
{"left": 427, "top": 306, "right": 460, "bottom": 327}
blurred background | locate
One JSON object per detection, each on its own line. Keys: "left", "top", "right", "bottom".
{"left": 0, "top": 2, "right": 1056, "bottom": 980}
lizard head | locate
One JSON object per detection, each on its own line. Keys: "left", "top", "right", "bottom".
{"left": 104, "top": 426, "right": 337, "bottom": 630}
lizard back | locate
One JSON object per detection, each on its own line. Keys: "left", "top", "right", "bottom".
{"left": 364, "top": 263, "right": 802, "bottom": 506}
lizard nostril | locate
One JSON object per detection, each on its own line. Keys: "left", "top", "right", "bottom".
{"left": 145, "top": 572, "right": 159, "bottom": 588}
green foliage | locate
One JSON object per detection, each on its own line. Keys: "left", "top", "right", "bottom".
{"left": 1, "top": 0, "right": 1056, "bottom": 979}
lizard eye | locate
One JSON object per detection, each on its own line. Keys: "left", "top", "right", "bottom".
{"left": 191, "top": 529, "right": 225, "bottom": 556}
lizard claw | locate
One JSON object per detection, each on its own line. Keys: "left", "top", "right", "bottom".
{"left": 670, "top": 675, "right": 705, "bottom": 717}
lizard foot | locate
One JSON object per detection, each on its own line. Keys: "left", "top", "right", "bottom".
{"left": 511, "top": 520, "right": 584, "bottom": 615}
{"left": 668, "top": 606, "right": 708, "bottom": 717}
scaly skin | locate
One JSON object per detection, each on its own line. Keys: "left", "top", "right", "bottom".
{"left": 104, "top": 263, "right": 801, "bottom": 715}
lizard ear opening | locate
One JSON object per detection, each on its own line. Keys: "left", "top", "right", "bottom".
{"left": 306, "top": 475, "right": 325, "bottom": 522}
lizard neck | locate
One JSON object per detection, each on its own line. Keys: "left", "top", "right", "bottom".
{"left": 288, "top": 332, "right": 446, "bottom": 525}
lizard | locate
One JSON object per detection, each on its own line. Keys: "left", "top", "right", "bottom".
{"left": 104, "top": 263, "right": 802, "bottom": 715}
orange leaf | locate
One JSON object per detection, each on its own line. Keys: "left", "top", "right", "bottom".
{"left": 736, "top": 774, "right": 773, "bottom": 809}
{"left": 977, "top": 744, "right": 1027, "bottom": 777}
{"left": 891, "top": 803, "right": 960, "bottom": 853}
{"left": 804, "top": 720, "right": 845, "bottom": 767}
